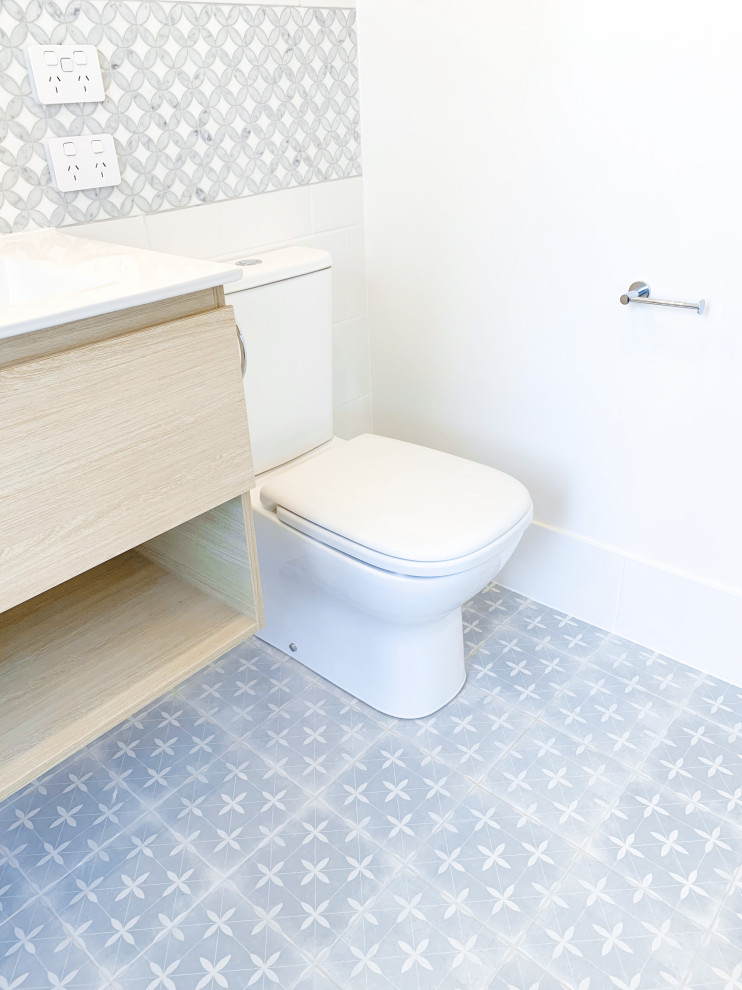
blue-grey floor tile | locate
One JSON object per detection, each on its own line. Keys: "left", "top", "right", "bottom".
{"left": 518, "top": 851, "right": 705, "bottom": 990}
{"left": 3, "top": 603, "right": 742, "bottom": 990}
{"left": 585, "top": 775, "right": 742, "bottom": 928}
{"left": 487, "top": 949, "right": 567, "bottom": 989}
{"left": 464, "top": 636, "right": 583, "bottom": 717}
{"left": 683, "top": 932, "right": 742, "bottom": 989}
{"left": 320, "top": 737, "right": 473, "bottom": 865}
{"left": 466, "top": 583, "right": 530, "bottom": 623}
{"left": 392, "top": 685, "right": 536, "bottom": 781}
{"left": 507, "top": 608, "right": 609, "bottom": 662}
{"left": 120, "top": 880, "right": 309, "bottom": 988}
{"left": 540, "top": 665, "right": 681, "bottom": 770}
{"left": 685, "top": 676, "right": 742, "bottom": 733}
{"left": 320, "top": 862, "right": 511, "bottom": 989}
{"left": 0, "top": 843, "right": 39, "bottom": 922}
{"left": 475, "top": 721, "right": 635, "bottom": 847}
{"left": 0, "top": 894, "right": 106, "bottom": 989}
{"left": 639, "top": 712, "right": 742, "bottom": 826}
{"left": 230, "top": 802, "right": 400, "bottom": 961}
{"left": 410, "top": 786, "right": 579, "bottom": 944}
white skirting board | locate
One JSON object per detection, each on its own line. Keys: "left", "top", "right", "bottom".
{"left": 498, "top": 521, "right": 742, "bottom": 688}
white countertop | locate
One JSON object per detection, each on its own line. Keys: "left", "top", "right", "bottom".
{"left": 0, "top": 229, "right": 242, "bottom": 340}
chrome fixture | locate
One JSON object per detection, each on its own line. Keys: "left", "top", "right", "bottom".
{"left": 620, "top": 281, "right": 705, "bottom": 315}
{"left": 236, "top": 325, "right": 247, "bottom": 378}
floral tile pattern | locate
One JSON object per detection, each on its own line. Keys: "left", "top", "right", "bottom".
{"left": 1, "top": 583, "right": 741, "bottom": 989}
{"left": 0, "top": 1, "right": 360, "bottom": 232}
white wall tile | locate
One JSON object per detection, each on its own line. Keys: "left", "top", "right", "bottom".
{"left": 333, "top": 394, "right": 373, "bottom": 439}
{"left": 332, "top": 315, "right": 370, "bottom": 407}
{"left": 616, "top": 559, "right": 742, "bottom": 686}
{"left": 298, "top": 226, "right": 366, "bottom": 323}
{"left": 66, "top": 216, "right": 150, "bottom": 250}
{"left": 498, "top": 522, "right": 624, "bottom": 632}
{"left": 144, "top": 188, "right": 312, "bottom": 259}
{"left": 310, "top": 177, "right": 364, "bottom": 232}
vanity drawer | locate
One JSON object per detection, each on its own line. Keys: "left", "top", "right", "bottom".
{"left": 0, "top": 306, "right": 253, "bottom": 612}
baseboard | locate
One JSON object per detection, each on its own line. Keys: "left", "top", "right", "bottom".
{"left": 498, "top": 521, "right": 742, "bottom": 687}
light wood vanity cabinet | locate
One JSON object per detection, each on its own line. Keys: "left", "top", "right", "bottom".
{"left": 0, "top": 288, "right": 263, "bottom": 802}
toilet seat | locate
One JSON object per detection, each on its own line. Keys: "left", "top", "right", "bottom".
{"left": 260, "top": 433, "right": 533, "bottom": 575}
{"left": 274, "top": 505, "right": 531, "bottom": 576}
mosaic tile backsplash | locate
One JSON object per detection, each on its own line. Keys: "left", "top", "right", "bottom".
{"left": 0, "top": 2, "right": 360, "bottom": 233}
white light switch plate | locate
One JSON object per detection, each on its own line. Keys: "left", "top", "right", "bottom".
{"left": 46, "top": 135, "right": 121, "bottom": 192}
{"left": 26, "top": 45, "right": 104, "bottom": 105}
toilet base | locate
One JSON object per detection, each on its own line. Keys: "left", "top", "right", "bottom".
{"left": 252, "top": 507, "right": 477, "bottom": 719}
{"left": 257, "top": 604, "right": 466, "bottom": 720}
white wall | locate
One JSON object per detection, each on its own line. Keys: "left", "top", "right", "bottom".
{"left": 71, "top": 180, "right": 372, "bottom": 440}
{"left": 358, "top": 1, "right": 742, "bottom": 680}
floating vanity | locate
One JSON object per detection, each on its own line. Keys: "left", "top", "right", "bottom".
{"left": 0, "top": 230, "right": 263, "bottom": 802}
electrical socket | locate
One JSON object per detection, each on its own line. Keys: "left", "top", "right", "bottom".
{"left": 46, "top": 135, "right": 122, "bottom": 193}
{"left": 26, "top": 45, "right": 104, "bottom": 105}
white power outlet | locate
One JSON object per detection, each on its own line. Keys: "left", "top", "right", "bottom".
{"left": 46, "top": 135, "right": 121, "bottom": 192}
{"left": 26, "top": 45, "right": 104, "bottom": 105}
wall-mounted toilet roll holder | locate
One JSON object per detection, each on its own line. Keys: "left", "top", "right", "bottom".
{"left": 620, "top": 281, "right": 705, "bottom": 315}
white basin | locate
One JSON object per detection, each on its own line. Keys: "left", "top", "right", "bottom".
{"left": 0, "top": 229, "right": 242, "bottom": 340}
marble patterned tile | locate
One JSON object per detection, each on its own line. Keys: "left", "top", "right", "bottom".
{"left": 0, "top": 2, "right": 360, "bottom": 233}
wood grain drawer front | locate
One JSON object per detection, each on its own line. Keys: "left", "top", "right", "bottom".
{"left": 0, "top": 307, "right": 254, "bottom": 613}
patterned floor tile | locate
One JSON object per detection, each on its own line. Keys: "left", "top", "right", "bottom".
{"left": 518, "top": 852, "right": 706, "bottom": 990}
{"left": 465, "top": 637, "right": 583, "bottom": 717}
{"left": 321, "top": 864, "right": 511, "bottom": 989}
{"left": 585, "top": 776, "right": 742, "bottom": 928}
{"left": 640, "top": 712, "right": 742, "bottom": 825}
{"left": 392, "top": 685, "right": 536, "bottom": 781}
{"left": 683, "top": 932, "right": 742, "bottom": 989}
{"left": 0, "top": 894, "right": 104, "bottom": 989}
{"left": 475, "top": 722, "right": 634, "bottom": 847}
{"left": 590, "top": 637, "right": 702, "bottom": 706}
{"left": 410, "top": 787, "right": 579, "bottom": 943}
{"left": 320, "top": 737, "right": 474, "bottom": 864}
{"left": 540, "top": 666, "right": 680, "bottom": 770}
{"left": 487, "top": 949, "right": 567, "bottom": 990}
{"left": 508, "top": 608, "right": 609, "bottom": 661}
{"left": 122, "top": 888, "right": 309, "bottom": 989}
{"left": 3, "top": 587, "right": 742, "bottom": 990}
{"left": 685, "top": 675, "right": 742, "bottom": 734}
{"left": 231, "top": 802, "right": 400, "bottom": 958}
{"left": 466, "top": 583, "right": 530, "bottom": 623}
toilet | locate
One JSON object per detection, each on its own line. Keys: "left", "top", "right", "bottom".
{"left": 224, "top": 247, "right": 533, "bottom": 718}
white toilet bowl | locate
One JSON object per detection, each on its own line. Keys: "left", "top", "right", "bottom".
{"left": 221, "top": 246, "right": 533, "bottom": 718}
{"left": 251, "top": 434, "right": 533, "bottom": 718}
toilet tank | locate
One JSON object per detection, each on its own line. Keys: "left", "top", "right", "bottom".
{"left": 223, "top": 247, "right": 333, "bottom": 475}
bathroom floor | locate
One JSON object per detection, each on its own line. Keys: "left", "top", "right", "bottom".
{"left": 1, "top": 586, "right": 741, "bottom": 990}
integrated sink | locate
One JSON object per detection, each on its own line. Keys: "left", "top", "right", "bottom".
{"left": 0, "top": 228, "right": 242, "bottom": 339}
{"left": 0, "top": 254, "right": 136, "bottom": 307}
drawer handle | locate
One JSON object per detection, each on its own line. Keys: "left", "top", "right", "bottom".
{"left": 236, "top": 325, "right": 247, "bottom": 379}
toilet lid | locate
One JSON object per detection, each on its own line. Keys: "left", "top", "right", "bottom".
{"left": 259, "top": 434, "right": 533, "bottom": 565}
